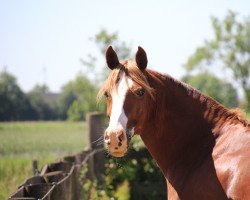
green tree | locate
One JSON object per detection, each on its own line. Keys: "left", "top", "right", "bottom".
{"left": 67, "top": 100, "right": 83, "bottom": 121}
{"left": 28, "top": 84, "right": 58, "bottom": 120}
{"left": 58, "top": 82, "right": 77, "bottom": 120}
{"left": 63, "top": 29, "right": 133, "bottom": 121}
{"left": 80, "top": 29, "right": 133, "bottom": 83}
{"left": 182, "top": 72, "right": 238, "bottom": 108}
{"left": 0, "top": 71, "right": 34, "bottom": 121}
{"left": 94, "top": 29, "right": 132, "bottom": 59}
{"left": 184, "top": 11, "right": 250, "bottom": 110}
{"left": 59, "top": 73, "right": 99, "bottom": 121}
{"left": 60, "top": 29, "right": 133, "bottom": 121}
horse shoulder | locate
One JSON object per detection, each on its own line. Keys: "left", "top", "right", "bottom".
{"left": 213, "top": 124, "right": 250, "bottom": 199}
{"left": 181, "top": 157, "right": 229, "bottom": 200}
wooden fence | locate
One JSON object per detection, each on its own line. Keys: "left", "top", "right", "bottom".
{"left": 8, "top": 112, "right": 105, "bottom": 200}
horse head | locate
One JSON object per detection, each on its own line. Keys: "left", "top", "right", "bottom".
{"left": 98, "top": 46, "right": 153, "bottom": 157}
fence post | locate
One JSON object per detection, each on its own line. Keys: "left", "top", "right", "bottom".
{"left": 32, "top": 160, "right": 38, "bottom": 175}
{"left": 87, "top": 112, "right": 105, "bottom": 180}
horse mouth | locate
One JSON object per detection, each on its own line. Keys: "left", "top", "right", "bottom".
{"left": 110, "top": 150, "right": 127, "bottom": 158}
{"left": 107, "top": 142, "right": 128, "bottom": 158}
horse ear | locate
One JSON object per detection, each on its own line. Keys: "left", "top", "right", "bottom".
{"left": 106, "top": 46, "right": 120, "bottom": 70}
{"left": 135, "top": 46, "right": 148, "bottom": 70}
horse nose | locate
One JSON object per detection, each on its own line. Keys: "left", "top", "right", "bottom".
{"left": 104, "top": 129, "right": 126, "bottom": 148}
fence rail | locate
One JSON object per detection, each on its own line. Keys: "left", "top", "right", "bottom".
{"left": 8, "top": 112, "right": 105, "bottom": 200}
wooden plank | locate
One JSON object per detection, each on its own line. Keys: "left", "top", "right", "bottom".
{"left": 40, "top": 162, "right": 73, "bottom": 175}
{"left": 8, "top": 198, "right": 36, "bottom": 200}
{"left": 20, "top": 176, "right": 46, "bottom": 186}
{"left": 8, "top": 186, "right": 27, "bottom": 198}
{"left": 25, "top": 183, "right": 54, "bottom": 199}
{"left": 43, "top": 171, "right": 66, "bottom": 183}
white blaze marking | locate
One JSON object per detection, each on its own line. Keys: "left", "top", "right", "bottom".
{"left": 108, "top": 72, "right": 133, "bottom": 131}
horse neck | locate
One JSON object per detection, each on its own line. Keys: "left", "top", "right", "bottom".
{"left": 139, "top": 71, "right": 234, "bottom": 186}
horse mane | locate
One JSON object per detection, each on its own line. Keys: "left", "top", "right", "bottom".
{"left": 157, "top": 71, "right": 250, "bottom": 126}
{"left": 228, "top": 108, "right": 249, "bottom": 125}
{"left": 98, "top": 61, "right": 249, "bottom": 126}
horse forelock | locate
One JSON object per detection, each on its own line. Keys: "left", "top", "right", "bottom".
{"left": 97, "top": 60, "right": 155, "bottom": 102}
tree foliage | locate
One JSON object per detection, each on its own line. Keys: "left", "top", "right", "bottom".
{"left": 81, "top": 29, "right": 133, "bottom": 84}
{"left": 28, "top": 84, "right": 59, "bottom": 120}
{"left": 184, "top": 11, "right": 250, "bottom": 110}
{"left": 65, "top": 29, "right": 134, "bottom": 121}
{"left": 59, "top": 73, "right": 99, "bottom": 121}
{"left": 182, "top": 72, "right": 239, "bottom": 108}
{"left": 58, "top": 83, "right": 77, "bottom": 120}
{"left": 0, "top": 29, "right": 132, "bottom": 121}
{"left": 0, "top": 71, "right": 60, "bottom": 121}
{"left": 0, "top": 71, "right": 34, "bottom": 121}
{"left": 94, "top": 29, "right": 132, "bottom": 59}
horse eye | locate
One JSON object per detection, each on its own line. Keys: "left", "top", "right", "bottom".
{"left": 136, "top": 89, "right": 145, "bottom": 97}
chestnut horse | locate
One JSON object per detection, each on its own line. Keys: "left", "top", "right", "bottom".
{"left": 98, "top": 46, "right": 250, "bottom": 200}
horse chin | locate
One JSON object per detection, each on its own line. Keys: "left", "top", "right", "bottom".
{"left": 110, "top": 151, "right": 127, "bottom": 158}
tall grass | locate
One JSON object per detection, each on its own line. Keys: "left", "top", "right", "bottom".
{"left": 0, "top": 121, "right": 88, "bottom": 199}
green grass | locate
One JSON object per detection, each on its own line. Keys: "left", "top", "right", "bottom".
{"left": 247, "top": 113, "right": 250, "bottom": 119}
{"left": 0, "top": 121, "right": 88, "bottom": 199}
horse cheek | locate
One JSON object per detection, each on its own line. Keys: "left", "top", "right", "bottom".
{"left": 130, "top": 99, "right": 143, "bottom": 127}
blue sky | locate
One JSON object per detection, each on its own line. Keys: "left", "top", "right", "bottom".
{"left": 0, "top": 0, "right": 249, "bottom": 92}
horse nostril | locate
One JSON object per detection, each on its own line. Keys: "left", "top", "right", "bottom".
{"left": 117, "top": 132, "right": 125, "bottom": 147}
{"left": 104, "top": 132, "right": 111, "bottom": 145}
{"left": 118, "top": 134, "right": 123, "bottom": 142}
{"left": 105, "top": 139, "right": 111, "bottom": 146}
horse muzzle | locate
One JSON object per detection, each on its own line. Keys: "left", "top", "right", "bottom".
{"left": 104, "top": 127, "right": 129, "bottom": 157}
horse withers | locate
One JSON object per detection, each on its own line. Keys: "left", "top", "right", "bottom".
{"left": 98, "top": 46, "right": 250, "bottom": 200}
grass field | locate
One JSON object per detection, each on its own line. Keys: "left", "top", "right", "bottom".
{"left": 247, "top": 113, "right": 250, "bottom": 119}
{"left": 0, "top": 121, "right": 88, "bottom": 199}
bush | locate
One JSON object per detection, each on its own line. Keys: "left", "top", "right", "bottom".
{"left": 82, "top": 137, "right": 166, "bottom": 199}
